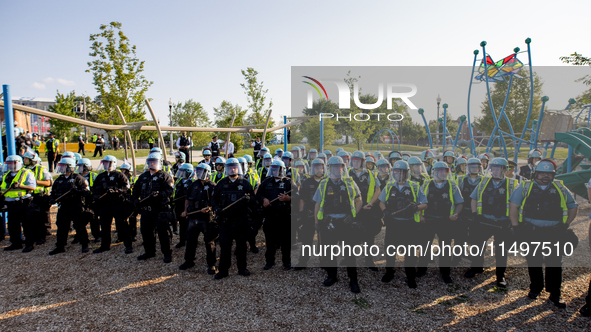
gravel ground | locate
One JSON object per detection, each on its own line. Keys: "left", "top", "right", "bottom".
{"left": 1, "top": 201, "right": 590, "bottom": 331}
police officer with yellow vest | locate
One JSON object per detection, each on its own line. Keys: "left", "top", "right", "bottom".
{"left": 295, "top": 158, "right": 326, "bottom": 270}
{"left": 1, "top": 155, "right": 37, "bottom": 252}
{"left": 48, "top": 158, "right": 90, "bottom": 254}
{"left": 179, "top": 163, "right": 218, "bottom": 273}
{"left": 45, "top": 133, "right": 60, "bottom": 173}
{"left": 443, "top": 151, "right": 456, "bottom": 173}
{"left": 259, "top": 153, "right": 273, "bottom": 180}
{"left": 23, "top": 151, "right": 53, "bottom": 245}
{"left": 509, "top": 159, "right": 578, "bottom": 308}
{"left": 417, "top": 161, "right": 464, "bottom": 283}
{"left": 349, "top": 150, "right": 382, "bottom": 270}
{"left": 258, "top": 160, "right": 295, "bottom": 270}
{"left": 281, "top": 152, "right": 297, "bottom": 184}
{"left": 211, "top": 157, "right": 226, "bottom": 184}
{"left": 148, "top": 136, "right": 154, "bottom": 150}
{"left": 465, "top": 158, "right": 518, "bottom": 287}
{"left": 255, "top": 147, "right": 270, "bottom": 171}
{"left": 313, "top": 156, "right": 363, "bottom": 293}
{"left": 379, "top": 160, "right": 428, "bottom": 288}
{"left": 421, "top": 150, "right": 435, "bottom": 176}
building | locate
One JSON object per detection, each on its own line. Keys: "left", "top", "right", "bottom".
{"left": 2, "top": 97, "right": 56, "bottom": 135}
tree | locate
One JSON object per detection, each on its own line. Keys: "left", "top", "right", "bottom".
{"left": 86, "top": 22, "right": 152, "bottom": 136}
{"left": 169, "top": 99, "right": 212, "bottom": 150}
{"left": 560, "top": 52, "right": 591, "bottom": 115}
{"left": 301, "top": 99, "right": 340, "bottom": 149}
{"left": 474, "top": 72, "right": 543, "bottom": 143}
{"left": 48, "top": 91, "right": 79, "bottom": 140}
{"left": 429, "top": 112, "right": 459, "bottom": 147}
{"left": 213, "top": 100, "right": 248, "bottom": 153}
{"left": 240, "top": 68, "right": 275, "bottom": 143}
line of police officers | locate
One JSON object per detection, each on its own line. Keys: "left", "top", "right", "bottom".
{"left": 1, "top": 146, "right": 589, "bottom": 313}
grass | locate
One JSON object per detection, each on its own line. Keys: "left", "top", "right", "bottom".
{"left": 77, "top": 149, "right": 152, "bottom": 161}
{"left": 352, "top": 297, "right": 370, "bottom": 309}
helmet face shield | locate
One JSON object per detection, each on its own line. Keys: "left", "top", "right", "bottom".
{"left": 5, "top": 161, "right": 20, "bottom": 172}
{"left": 97, "top": 160, "right": 115, "bottom": 172}
{"left": 75, "top": 164, "right": 88, "bottom": 174}
{"left": 308, "top": 152, "right": 317, "bottom": 160}
{"left": 268, "top": 165, "right": 284, "bottom": 178}
{"left": 145, "top": 158, "right": 162, "bottom": 171}
{"left": 392, "top": 168, "right": 409, "bottom": 183}
{"left": 226, "top": 163, "right": 241, "bottom": 176}
{"left": 175, "top": 169, "right": 191, "bottom": 179}
{"left": 56, "top": 162, "right": 71, "bottom": 175}
{"left": 467, "top": 163, "right": 481, "bottom": 175}
{"left": 487, "top": 165, "right": 505, "bottom": 180}
{"left": 311, "top": 164, "right": 325, "bottom": 177}
{"left": 296, "top": 165, "right": 306, "bottom": 174}
{"left": 378, "top": 164, "right": 390, "bottom": 176}
{"left": 341, "top": 156, "right": 350, "bottom": 167}
{"left": 351, "top": 157, "right": 363, "bottom": 170}
{"left": 281, "top": 157, "right": 291, "bottom": 168}
{"left": 410, "top": 164, "right": 426, "bottom": 178}
{"left": 433, "top": 168, "right": 450, "bottom": 181}
{"left": 264, "top": 158, "right": 273, "bottom": 168}
{"left": 193, "top": 168, "right": 207, "bottom": 180}
{"left": 329, "top": 164, "right": 345, "bottom": 180}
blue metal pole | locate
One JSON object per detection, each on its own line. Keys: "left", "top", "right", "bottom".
{"left": 283, "top": 115, "right": 287, "bottom": 152}
{"left": 443, "top": 103, "right": 448, "bottom": 152}
{"left": 481, "top": 42, "right": 501, "bottom": 153}
{"left": 567, "top": 146, "right": 572, "bottom": 173}
{"left": 453, "top": 118, "right": 465, "bottom": 148}
{"left": 516, "top": 38, "right": 534, "bottom": 157}
{"left": 319, "top": 116, "right": 324, "bottom": 153}
{"left": 533, "top": 96, "right": 548, "bottom": 149}
{"left": 3, "top": 85, "right": 16, "bottom": 156}
{"left": 466, "top": 50, "right": 479, "bottom": 155}
{"left": 418, "top": 109, "right": 433, "bottom": 148}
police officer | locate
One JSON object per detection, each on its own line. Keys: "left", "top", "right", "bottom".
{"left": 408, "top": 156, "right": 429, "bottom": 186}
{"left": 23, "top": 151, "right": 52, "bottom": 245}
{"left": 243, "top": 155, "right": 261, "bottom": 188}
{"left": 258, "top": 160, "right": 294, "bottom": 270}
{"left": 465, "top": 158, "right": 519, "bottom": 287}
{"left": 509, "top": 159, "right": 578, "bottom": 308}
{"left": 454, "top": 157, "right": 467, "bottom": 180}
{"left": 290, "top": 146, "right": 301, "bottom": 163}
{"left": 119, "top": 162, "right": 138, "bottom": 242}
{"left": 317, "top": 153, "right": 327, "bottom": 165}
{"left": 379, "top": 160, "right": 428, "bottom": 288}
{"left": 478, "top": 153, "right": 490, "bottom": 170}
{"left": 211, "top": 157, "right": 226, "bottom": 183}
{"left": 314, "top": 156, "right": 363, "bottom": 293}
{"left": 76, "top": 158, "right": 101, "bottom": 242}
{"left": 92, "top": 155, "right": 132, "bottom": 254}
{"left": 388, "top": 151, "right": 403, "bottom": 166}
{"left": 45, "top": 133, "right": 59, "bottom": 173}
{"left": 255, "top": 147, "right": 270, "bottom": 170}
{"left": 299, "top": 145, "right": 307, "bottom": 160}
{"left": 251, "top": 136, "right": 262, "bottom": 163}
{"left": 295, "top": 158, "right": 326, "bottom": 270}
{"left": 179, "top": 164, "right": 218, "bottom": 273}
{"left": 48, "top": 158, "right": 90, "bottom": 255}
{"left": 176, "top": 131, "right": 192, "bottom": 163}
{"left": 259, "top": 153, "right": 273, "bottom": 180}
{"left": 294, "top": 160, "right": 309, "bottom": 186}
{"left": 417, "top": 162, "right": 464, "bottom": 283}
{"left": 171, "top": 151, "right": 186, "bottom": 177}
{"left": 365, "top": 156, "right": 376, "bottom": 173}
{"left": 32, "top": 133, "right": 41, "bottom": 156}
{"left": 173, "top": 163, "right": 195, "bottom": 248}
{"left": 349, "top": 150, "right": 382, "bottom": 270}
{"left": 308, "top": 149, "right": 318, "bottom": 161}
{"left": 1, "top": 155, "right": 37, "bottom": 252}
{"left": 199, "top": 149, "right": 214, "bottom": 168}
{"left": 443, "top": 151, "right": 456, "bottom": 172}
{"left": 274, "top": 148, "right": 284, "bottom": 161}
{"left": 150, "top": 148, "right": 174, "bottom": 177}
{"left": 208, "top": 136, "right": 221, "bottom": 158}
{"left": 421, "top": 150, "right": 435, "bottom": 176}
{"left": 281, "top": 152, "right": 297, "bottom": 184}
{"left": 324, "top": 150, "right": 333, "bottom": 160}
{"left": 517, "top": 149, "right": 542, "bottom": 180}
{"left": 455, "top": 158, "right": 483, "bottom": 263}
{"left": 133, "top": 152, "right": 175, "bottom": 263}
{"left": 337, "top": 151, "right": 351, "bottom": 171}
{"left": 211, "top": 158, "right": 257, "bottom": 279}
{"left": 148, "top": 136, "right": 155, "bottom": 150}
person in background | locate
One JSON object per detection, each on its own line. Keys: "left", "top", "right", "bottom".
{"left": 78, "top": 133, "right": 86, "bottom": 155}
{"left": 223, "top": 139, "right": 235, "bottom": 159}
{"left": 176, "top": 131, "right": 193, "bottom": 164}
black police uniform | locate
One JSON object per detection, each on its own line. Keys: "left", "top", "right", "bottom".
{"left": 381, "top": 181, "right": 421, "bottom": 284}
{"left": 133, "top": 170, "right": 175, "bottom": 259}
{"left": 179, "top": 135, "right": 191, "bottom": 163}
{"left": 50, "top": 173, "right": 90, "bottom": 250}
{"left": 211, "top": 176, "right": 256, "bottom": 276}
{"left": 457, "top": 175, "right": 481, "bottom": 251}
{"left": 253, "top": 140, "right": 262, "bottom": 163}
{"left": 295, "top": 176, "right": 324, "bottom": 267}
{"left": 183, "top": 179, "right": 217, "bottom": 269}
{"left": 172, "top": 162, "right": 183, "bottom": 178}
{"left": 210, "top": 141, "right": 220, "bottom": 158}
{"left": 349, "top": 169, "right": 381, "bottom": 268}
{"left": 173, "top": 178, "right": 193, "bottom": 247}
{"left": 519, "top": 165, "right": 533, "bottom": 180}
{"left": 92, "top": 170, "right": 132, "bottom": 252}
{"left": 257, "top": 176, "right": 294, "bottom": 268}
{"left": 121, "top": 173, "right": 138, "bottom": 241}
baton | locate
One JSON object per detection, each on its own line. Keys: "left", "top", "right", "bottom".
{"left": 266, "top": 190, "right": 293, "bottom": 205}
{"left": 54, "top": 188, "right": 74, "bottom": 203}
{"left": 390, "top": 202, "right": 419, "bottom": 216}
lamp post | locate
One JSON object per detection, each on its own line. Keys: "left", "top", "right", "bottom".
{"left": 436, "top": 94, "right": 441, "bottom": 146}
{"left": 168, "top": 98, "right": 173, "bottom": 154}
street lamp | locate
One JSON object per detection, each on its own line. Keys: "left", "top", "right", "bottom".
{"left": 168, "top": 98, "right": 173, "bottom": 154}
{"left": 436, "top": 94, "right": 441, "bottom": 146}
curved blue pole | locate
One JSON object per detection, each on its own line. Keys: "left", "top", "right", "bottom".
{"left": 533, "top": 96, "right": 548, "bottom": 149}
{"left": 481, "top": 42, "right": 501, "bottom": 154}
{"left": 418, "top": 109, "right": 433, "bottom": 148}
{"left": 516, "top": 38, "right": 534, "bottom": 157}
{"left": 453, "top": 120, "right": 465, "bottom": 148}
{"left": 466, "top": 50, "right": 479, "bottom": 155}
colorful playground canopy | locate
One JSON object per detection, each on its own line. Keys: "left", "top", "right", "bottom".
{"left": 476, "top": 53, "right": 524, "bottom": 82}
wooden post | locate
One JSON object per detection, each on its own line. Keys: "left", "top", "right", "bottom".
{"left": 115, "top": 106, "right": 137, "bottom": 177}
{"left": 261, "top": 109, "right": 273, "bottom": 148}
{"left": 144, "top": 99, "right": 168, "bottom": 160}
{"left": 224, "top": 113, "right": 237, "bottom": 158}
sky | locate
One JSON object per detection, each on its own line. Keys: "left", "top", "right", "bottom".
{"left": 2, "top": 0, "right": 591, "bottom": 128}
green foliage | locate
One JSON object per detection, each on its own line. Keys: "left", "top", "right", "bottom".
{"left": 170, "top": 99, "right": 211, "bottom": 148}
{"left": 474, "top": 72, "right": 543, "bottom": 142}
{"left": 48, "top": 91, "right": 79, "bottom": 139}
{"left": 213, "top": 100, "right": 247, "bottom": 153}
{"left": 240, "top": 67, "right": 275, "bottom": 143}
{"left": 86, "top": 21, "right": 152, "bottom": 139}
{"left": 560, "top": 52, "right": 591, "bottom": 115}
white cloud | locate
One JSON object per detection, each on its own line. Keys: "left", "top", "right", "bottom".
{"left": 32, "top": 82, "right": 46, "bottom": 89}
{"left": 56, "top": 78, "right": 75, "bottom": 86}
{"left": 43, "top": 77, "right": 54, "bottom": 84}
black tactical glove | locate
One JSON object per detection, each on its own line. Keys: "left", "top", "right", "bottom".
{"left": 382, "top": 209, "right": 391, "bottom": 219}
{"left": 352, "top": 220, "right": 365, "bottom": 233}
{"left": 409, "top": 204, "right": 419, "bottom": 213}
